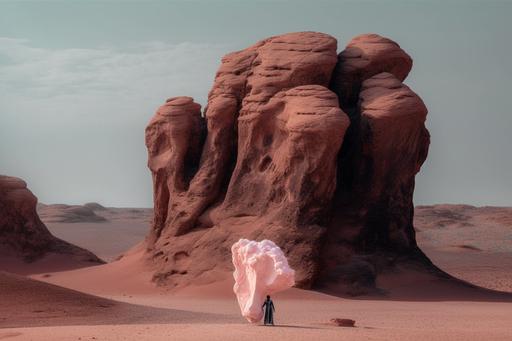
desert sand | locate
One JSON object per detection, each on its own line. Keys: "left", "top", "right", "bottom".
{"left": 415, "top": 204, "right": 512, "bottom": 292}
{"left": 1, "top": 204, "right": 511, "bottom": 340}
{"left": 36, "top": 203, "right": 152, "bottom": 262}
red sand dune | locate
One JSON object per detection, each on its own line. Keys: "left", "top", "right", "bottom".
{"left": 0, "top": 271, "right": 231, "bottom": 329}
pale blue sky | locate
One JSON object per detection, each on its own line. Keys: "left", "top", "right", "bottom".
{"left": 0, "top": 0, "right": 511, "bottom": 207}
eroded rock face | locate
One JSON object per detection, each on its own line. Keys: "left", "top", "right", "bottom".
{"left": 232, "top": 239, "right": 295, "bottom": 323}
{"left": 320, "top": 72, "right": 430, "bottom": 293}
{"left": 144, "top": 31, "right": 432, "bottom": 294}
{"left": 0, "top": 175, "right": 103, "bottom": 266}
{"left": 145, "top": 96, "right": 205, "bottom": 242}
{"left": 330, "top": 33, "right": 412, "bottom": 111}
{"left": 218, "top": 85, "right": 349, "bottom": 230}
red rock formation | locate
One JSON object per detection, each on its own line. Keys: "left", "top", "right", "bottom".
{"left": 145, "top": 96, "right": 205, "bottom": 243}
{"left": 319, "top": 72, "right": 430, "bottom": 293}
{"left": 144, "top": 32, "right": 432, "bottom": 293}
{"left": 0, "top": 175, "right": 103, "bottom": 266}
{"left": 330, "top": 33, "right": 412, "bottom": 111}
{"left": 353, "top": 72, "right": 429, "bottom": 248}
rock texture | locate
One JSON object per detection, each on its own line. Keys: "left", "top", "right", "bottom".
{"left": 145, "top": 96, "right": 205, "bottom": 242}
{"left": 320, "top": 71, "right": 430, "bottom": 294}
{"left": 0, "top": 175, "right": 103, "bottom": 265}
{"left": 144, "top": 32, "right": 432, "bottom": 294}
{"left": 330, "top": 33, "right": 413, "bottom": 111}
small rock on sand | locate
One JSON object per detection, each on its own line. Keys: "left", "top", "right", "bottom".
{"left": 330, "top": 318, "right": 356, "bottom": 327}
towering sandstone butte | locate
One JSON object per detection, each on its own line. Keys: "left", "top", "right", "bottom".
{"left": 144, "top": 32, "right": 432, "bottom": 293}
{"left": 0, "top": 175, "right": 103, "bottom": 267}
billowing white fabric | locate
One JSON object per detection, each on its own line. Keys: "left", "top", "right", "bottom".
{"left": 231, "top": 239, "right": 295, "bottom": 323}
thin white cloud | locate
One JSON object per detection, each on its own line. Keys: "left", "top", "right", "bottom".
{"left": 0, "top": 38, "right": 229, "bottom": 206}
{"left": 0, "top": 38, "right": 227, "bottom": 105}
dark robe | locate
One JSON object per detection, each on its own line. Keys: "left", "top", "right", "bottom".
{"left": 262, "top": 298, "right": 275, "bottom": 325}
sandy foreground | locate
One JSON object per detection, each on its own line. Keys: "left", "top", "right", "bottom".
{"left": 1, "top": 204, "right": 511, "bottom": 340}
{"left": 3, "top": 278, "right": 512, "bottom": 340}
{"left": 415, "top": 204, "right": 512, "bottom": 292}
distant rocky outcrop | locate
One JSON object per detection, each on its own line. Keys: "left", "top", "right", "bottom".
{"left": 143, "top": 32, "right": 433, "bottom": 293}
{"left": 0, "top": 175, "right": 103, "bottom": 266}
{"left": 84, "top": 202, "right": 107, "bottom": 211}
{"left": 37, "top": 203, "right": 107, "bottom": 223}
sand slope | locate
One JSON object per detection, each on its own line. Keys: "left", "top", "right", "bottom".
{"left": 9, "top": 271, "right": 512, "bottom": 341}
{"left": 24, "top": 241, "right": 512, "bottom": 341}
{"left": 0, "top": 271, "right": 231, "bottom": 330}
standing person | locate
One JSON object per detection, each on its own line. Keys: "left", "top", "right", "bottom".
{"left": 262, "top": 295, "right": 275, "bottom": 326}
